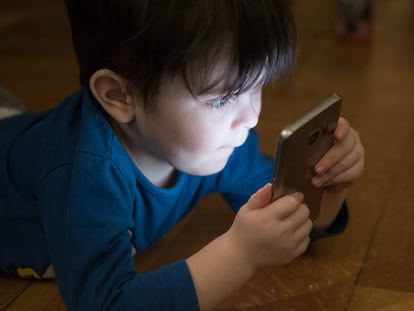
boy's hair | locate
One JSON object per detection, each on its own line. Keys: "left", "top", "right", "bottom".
{"left": 65, "top": 0, "right": 297, "bottom": 109}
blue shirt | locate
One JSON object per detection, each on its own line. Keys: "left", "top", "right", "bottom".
{"left": 0, "top": 89, "right": 347, "bottom": 310}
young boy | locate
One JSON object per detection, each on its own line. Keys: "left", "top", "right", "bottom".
{"left": 0, "top": 0, "right": 364, "bottom": 310}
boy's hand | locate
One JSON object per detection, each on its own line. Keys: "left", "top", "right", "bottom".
{"left": 311, "top": 117, "right": 365, "bottom": 192}
{"left": 187, "top": 185, "right": 312, "bottom": 310}
{"left": 227, "top": 184, "right": 312, "bottom": 269}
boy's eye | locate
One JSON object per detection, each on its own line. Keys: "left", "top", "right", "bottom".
{"left": 207, "top": 98, "right": 229, "bottom": 109}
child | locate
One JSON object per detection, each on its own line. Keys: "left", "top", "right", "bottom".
{"left": 0, "top": 0, "right": 365, "bottom": 310}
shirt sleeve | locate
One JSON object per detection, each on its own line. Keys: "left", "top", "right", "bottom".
{"left": 38, "top": 154, "right": 199, "bottom": 311}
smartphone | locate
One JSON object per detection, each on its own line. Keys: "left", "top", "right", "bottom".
{"left": 271, "top": 94, "right": 342, "bottom": 220}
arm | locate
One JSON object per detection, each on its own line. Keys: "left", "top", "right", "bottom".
{"left": 187, "top": 184, "right": 312, "bottom": 310}
{"left": 314, "top": 188, "right": 347, "bottom": 230}
{"left": 186, "top": 231, "right": 255, "bottom": 311}
{"left": 188, "top": 119, "right": 364, "bottom": 310}
{"left": 40, "top": 162, "right": 199, "bottom": 310}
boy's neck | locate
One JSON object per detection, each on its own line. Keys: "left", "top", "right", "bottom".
{"left": 111, "top": 119, "right": 179, "bottom": 189}
{"left": 133, "top": 156, "right": 179, "bottom": 188}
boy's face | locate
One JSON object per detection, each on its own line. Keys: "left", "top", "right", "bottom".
{"left": 129, "top": 73, "right": 262, "bottom": 176}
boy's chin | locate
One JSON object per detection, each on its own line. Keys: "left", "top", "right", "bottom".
{"left": 185, "top": 160, "right": 229, "bottom": 176}
{"left": 177, "top": 150, "right": 234, "bottom": 176}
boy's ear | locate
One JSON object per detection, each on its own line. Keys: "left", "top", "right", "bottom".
{"left": 89, "top": 69, "right": 136, "bottom": 123}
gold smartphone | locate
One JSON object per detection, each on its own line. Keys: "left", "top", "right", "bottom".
{"left": 271, "top": 94, "right": 342, "bottom": 220}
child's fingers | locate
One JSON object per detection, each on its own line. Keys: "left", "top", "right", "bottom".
{"left": 312, "top": 149, "right": 360, "bottom": 187}
{"left": 334, "top": 117, "right": 350, "bottom": 141}
{"left": 282, "top": 202, "right": 311, "bottom": 232}
{"left": 292, "top": 217, "right": 313, "bottom": 243}
{"left": 315, "top": 159, "right": 364, "bottom": 188}
{"left": 313, "top": 124, "right": 364, "bottom": 188}
{"left": 246, "top": 183, "right": 273, "bottom": 210}
{"left": 321, "top": 169, "right": 361, "bottom": 188}
{"left": 315, "top": 130, "right": 357, "bottom": 175}
{"left": 268, "top": 192, "right": 304, "bottom": 219}
{"left": 289, "top": 204, "right": 313, "bottom": 238}
{"left": 292, "top": 235, "right": 311, "bottom": 258}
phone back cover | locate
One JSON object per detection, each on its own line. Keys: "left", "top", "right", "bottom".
{"left": 272, "top": 95, "right": 342, "bottom": 220}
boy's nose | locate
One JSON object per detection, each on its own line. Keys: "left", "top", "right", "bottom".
{"left": 231, "top": 94, "right": 261, "bottom": 130}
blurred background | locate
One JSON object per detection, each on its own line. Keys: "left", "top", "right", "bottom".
{"left": 1, "top": 0, "right": 414, "bottom": 310}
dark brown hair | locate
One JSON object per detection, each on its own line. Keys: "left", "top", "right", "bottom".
{"left": 65, "top": 0, "right": 297, "bottom": 108}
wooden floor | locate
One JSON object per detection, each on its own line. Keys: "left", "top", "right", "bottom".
{"left": 1, "top": 0, "right": 414, "bottom": 310}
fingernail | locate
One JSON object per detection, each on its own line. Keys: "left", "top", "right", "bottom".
{"left": 336, "top": 130, "right": 344, "bottom": 139}
{"left": 257, "top": 183, "right": 271, "bottom": 193}
{"left": 294, "top": 192, "right": 304, "bottom": 201}
{"left": 312, "top": 177, "right": 322, "bottom": 187}
{"left": 316, "top": 165, "right": 325, "bottom": 174}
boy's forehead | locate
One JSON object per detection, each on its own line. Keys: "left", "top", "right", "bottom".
{"left": 185, "top": 54, "right": 238, "bottom": 96}
{"left": 162, "top": 37, "right": 268, "bottom": 99}
{"left": 189, "top": 60, "right": 266, "bottom": 97}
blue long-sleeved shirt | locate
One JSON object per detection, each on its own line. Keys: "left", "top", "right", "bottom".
{"left": 0, "top": 89, "right": 347, "bottom": 310}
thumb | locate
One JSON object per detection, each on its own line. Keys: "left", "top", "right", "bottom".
{"left": 246, "top": 183, "right": 272, "bottom": 210}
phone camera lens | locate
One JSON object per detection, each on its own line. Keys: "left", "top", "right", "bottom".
{"left": 309, "top": 129, "right": 320, "bottom": 145}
